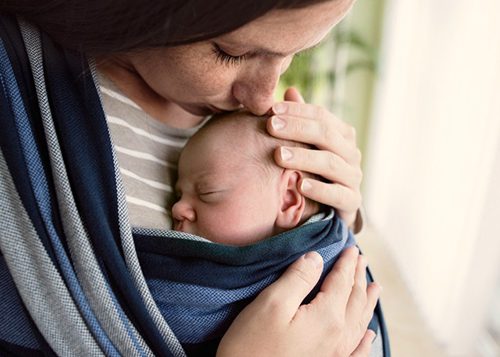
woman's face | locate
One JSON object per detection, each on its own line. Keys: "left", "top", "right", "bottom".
{"left": 125, "top": 0, "right": 354, "bottom": 116}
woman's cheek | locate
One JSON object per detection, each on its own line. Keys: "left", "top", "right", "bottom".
{"left": 194, "top": 64, "right": 237, "bottom": 96}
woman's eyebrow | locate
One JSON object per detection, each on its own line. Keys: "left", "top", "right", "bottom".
{"left": 250, "top": 41, "right": 323, "bottom": 58}
{"left": 219, "top": 37, "right": 324, "bottom": 58}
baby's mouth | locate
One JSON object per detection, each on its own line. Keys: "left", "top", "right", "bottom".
{"left": 173, "top": 221, "right": 184, "bottom": 232}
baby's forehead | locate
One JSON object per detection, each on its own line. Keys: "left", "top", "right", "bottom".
{"left": 191, "top": 113, "right": 277, "bottom": 164}
{"left": 194, "top": 113, "right": 267, "bottom": 147}
{"left": 205, "top": 112, "right": 265, "bottom": 136}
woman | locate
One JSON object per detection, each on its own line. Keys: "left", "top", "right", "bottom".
{"left": 0, "top": 0, "right": 387, "bottom": 356}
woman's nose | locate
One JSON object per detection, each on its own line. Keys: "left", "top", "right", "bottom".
{"left": 233, "top": 64, "right": 282, "bottom": 115}
{"left": 171, "top": 199, "right": 196, "bottom": 223}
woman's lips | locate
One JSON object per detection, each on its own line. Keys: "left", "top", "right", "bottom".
{"left": 207, "top": 104, "right": 243, "bottom": 113}
{"left": 208, "top": 105, "right": 224, "bottom": 114}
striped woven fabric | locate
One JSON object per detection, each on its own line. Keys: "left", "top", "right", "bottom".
{"left": 134, "top": 213, "right": 358, "bottom": 356}
{"left": 0, "top": 16, "right": 390, "bottom": 357}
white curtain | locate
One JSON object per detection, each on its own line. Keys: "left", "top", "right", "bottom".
{"left": 364, "top": 0, "right": 500, "bottom": 354}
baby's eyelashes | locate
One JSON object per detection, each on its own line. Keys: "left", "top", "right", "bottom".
{"left": 198, "top": 191, "right": 225, "bottom": 203}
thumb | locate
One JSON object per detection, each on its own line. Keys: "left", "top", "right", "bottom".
{"left": 284, "top": 87, "right": 305, "bottom": 103}
{"left": 261, "top": 252, "right": 323, "bottom": 318}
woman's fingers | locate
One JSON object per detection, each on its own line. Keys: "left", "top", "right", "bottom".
{"left": 314, "top": 247, "right": 359, "bottom": 313}
{"left": 274, "top": 146, "right": 363, "bottom": 188}
{"left": 272, "top": 101, "right": 353, "bottom": 140}
{"left": 283, "top": 87, "right": 305, "bottom": 103}
{"left": 258, "top": 251, "right": 324, "bottom": 319}
{"left": 314, "top": 247, "right": 378, "bottom": 330}
{"left": 304, "top": 247, "right": 379, "bottom": 356}
{"left": 300, "top": 179, "right": 360, "bottom": 225}
{"left": 219, "top": 247, "right": 381, "bottom": 357}
{"left": 269, "top": 92, "right": 363, "bottom": 230}
{"left": 301, "top": 179, "right": 362, "bottom": 218}
{"left": 346, "top": 279, "right": 381, "bottom": 346}
{"left": 346, "top": 255, "right": 369, "bottom": 318}
{"left": 350, "top": 330, "right": 376, "bottom": 357}
{"left": 267, "top": 114, "right": 361, "bottom": 166}
{"left": 360, "top": 282, "right": 382, "bottom": 327}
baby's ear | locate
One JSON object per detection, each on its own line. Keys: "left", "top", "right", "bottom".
{"left": 275, "top": 170, "right": 306, "bottom": 230}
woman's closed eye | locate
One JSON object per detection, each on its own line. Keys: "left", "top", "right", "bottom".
{"left": 212, "top": 43, "right": 248, "bottom": 66}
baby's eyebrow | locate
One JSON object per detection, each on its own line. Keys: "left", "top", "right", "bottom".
{"left": 195, "top": 181, "right": 214, "bottom": 192}
{"left": 194, "top": 176, "right": 230, "bottom": 193}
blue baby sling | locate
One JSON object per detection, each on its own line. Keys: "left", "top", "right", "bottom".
{"left": 0, "top": 16, "right": 390, "bottom": 356}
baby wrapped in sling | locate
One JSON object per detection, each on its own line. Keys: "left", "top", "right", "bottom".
{"left": 134, "top": 112, "right": 387, "bottom": 355}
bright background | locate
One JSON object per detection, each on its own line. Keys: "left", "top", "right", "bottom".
{"left": 278, "top": 0, "right": 500, "bottom": 355}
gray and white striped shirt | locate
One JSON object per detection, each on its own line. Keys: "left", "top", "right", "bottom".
{"left": 98, "top": 73, "right": 206, "bottom": 229}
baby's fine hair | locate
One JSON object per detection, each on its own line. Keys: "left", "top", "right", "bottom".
{"left": 191, "top": 111, "right": 322, "bottom": 219}
{"left": 197, "top": 110, "right": 315, "bottom": 177}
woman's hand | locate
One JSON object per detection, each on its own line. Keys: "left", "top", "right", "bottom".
{"left": 267, "top": 88, "right": 363, "bottom": 229}
{"left": 217, "top": 247, "right": 381, "bottom": 357}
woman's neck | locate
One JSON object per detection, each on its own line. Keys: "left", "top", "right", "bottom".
{"left": 95, "top": 56, "right": 205, "bottom": 129}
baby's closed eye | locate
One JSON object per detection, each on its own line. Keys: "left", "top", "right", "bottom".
{"left": 198, "top": 191, "right": 226, "bottom": 203}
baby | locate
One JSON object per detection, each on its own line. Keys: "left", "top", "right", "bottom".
{"left": 172, "top": 110, "right": 321, "bottom": 246}
{"left": 138, "top": 110, "right": 383, "bottom": 355}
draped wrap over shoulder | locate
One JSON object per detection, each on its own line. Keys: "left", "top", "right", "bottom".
{"left": 0, "top": 16, "right": 389, "bottom": 357}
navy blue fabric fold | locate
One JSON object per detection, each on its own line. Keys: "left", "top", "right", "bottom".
{"left": 135, "top": 217, "right": 365, "bottom": 348}
{"left": 0, "top": 257, "right": 56, "bottom": 356}
{"left": 0, "top": 14, "right": 59, "bottom": 267}
{"left": 366, "top": 263, "right": 391, "bottom": 356}
{"left": 38, "top": 26, "right": 174, "bottom": 357}
{"left": 1, "top": 19, "right": 121, "bottom": 356}
{"left": 136, "top": 217, "right": 343, "bottom": 287}
{"left": 0, "top": 16, "right": 174, "bottom": 356}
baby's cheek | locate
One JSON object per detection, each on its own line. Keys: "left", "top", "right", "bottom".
{"left": 201, "top": 211, "right": 247, "bottom": 244}
{"left": 196, "top": 211, "right": 233, "bottom": 240}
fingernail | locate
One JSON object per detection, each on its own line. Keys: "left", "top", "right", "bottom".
{"left": 273, "top": 103, "right": 287, "bottom": 114}
{"left": 280, "top": 147, "right": 293, "bottom": 161}
{"left": 301, "top": 179, "right": 312, "bottom": 192}
{"left": 271, "top": 116, "right": 286, "bottom": 130}
{"left": 369, "top": 330, "right": 377, "bottom": 343}
{"left": 304, "top": 251, "right": 323, "bottom": 269}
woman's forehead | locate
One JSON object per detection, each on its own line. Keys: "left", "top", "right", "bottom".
{"left": 216, "top": 0, "right": 353, "bottom": 55}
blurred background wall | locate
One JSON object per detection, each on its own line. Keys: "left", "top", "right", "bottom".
{"left": 365, "top": 0, "right": 500, "bottom": 355}
{"left": 279, "top": 0, "right": 500, "bottom": 355}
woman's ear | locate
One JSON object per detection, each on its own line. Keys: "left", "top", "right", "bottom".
{"left": 275, "top": 170, "right": 306, "bottom": 230}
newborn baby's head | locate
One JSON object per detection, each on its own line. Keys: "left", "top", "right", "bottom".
{"left": 172, "top": 110, "right": 319, "bottom": 246}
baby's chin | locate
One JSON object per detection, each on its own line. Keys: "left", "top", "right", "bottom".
{"left": 203, "top": 231, "right": 270, "bottom": 247}
{"left": 173, "top": 222, "right": 271, "bottom": 246}
{"left": 174, "top": 224, "right": 219, "bottom": 243}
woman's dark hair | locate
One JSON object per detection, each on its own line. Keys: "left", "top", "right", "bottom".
{"left": 0, "top": 0, "right": 333, "bottom": 55}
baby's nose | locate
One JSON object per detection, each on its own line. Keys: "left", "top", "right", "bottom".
{"left": 171, "top": 200, "right": 196, "bottom": 223}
